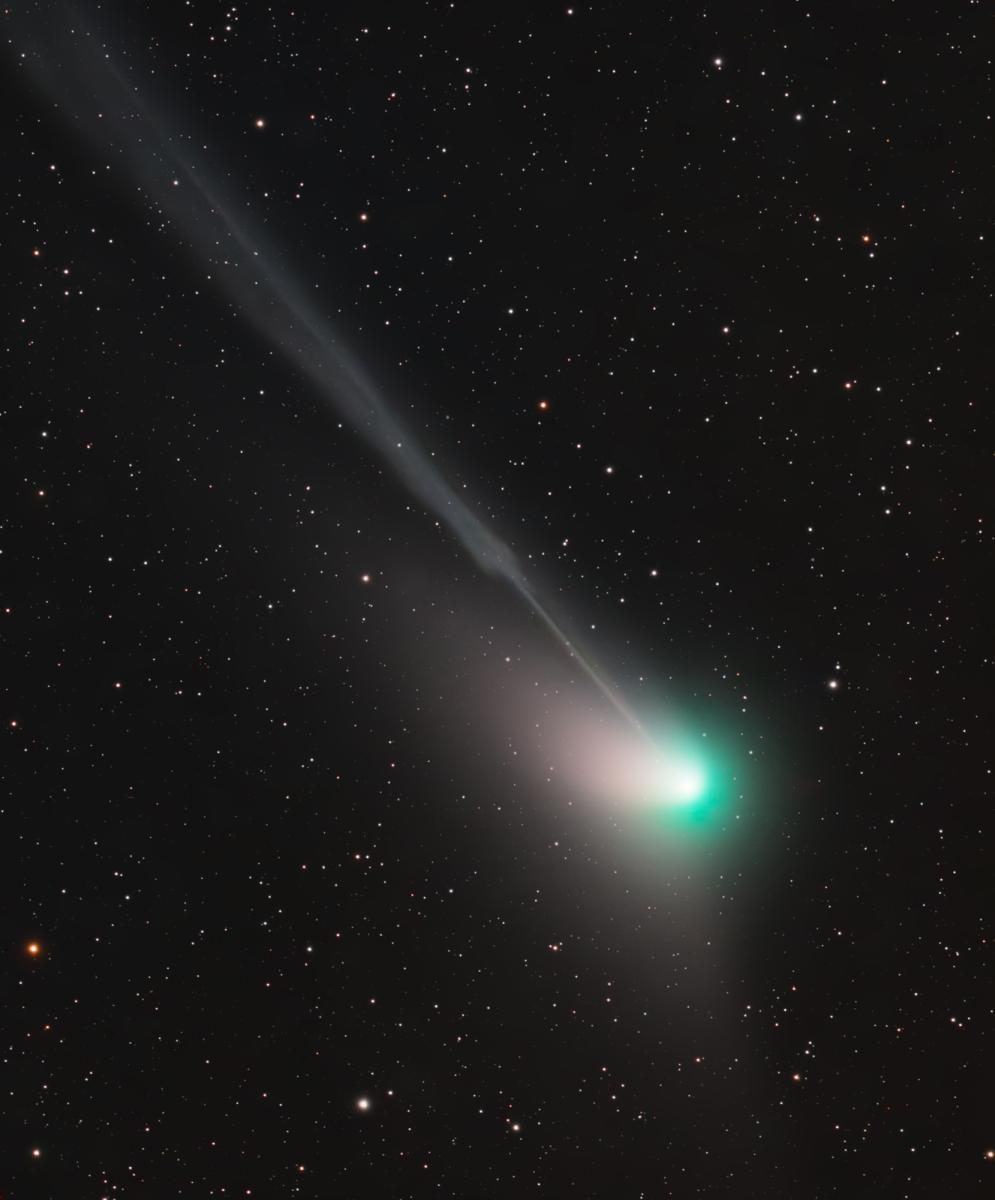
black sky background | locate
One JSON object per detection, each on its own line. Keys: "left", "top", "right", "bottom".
{"left": 2, "top": 2, "right": 991, "bottom": 1197}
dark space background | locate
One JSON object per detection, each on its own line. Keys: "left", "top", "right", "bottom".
{"left": 2, "top": 2, "right": 991, "bottom": 1197}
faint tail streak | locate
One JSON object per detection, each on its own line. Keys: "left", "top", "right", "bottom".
{"left": 13, "top": 12, "right": 646, "bottom": 738}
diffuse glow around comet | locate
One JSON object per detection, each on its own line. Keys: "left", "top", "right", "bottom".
{"left": 13, "top": 10, "right": 714, "bottom": 809}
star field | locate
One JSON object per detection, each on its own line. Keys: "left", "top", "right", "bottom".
{"left": 2, "top": 2, "right": 992, "bottom": 1197}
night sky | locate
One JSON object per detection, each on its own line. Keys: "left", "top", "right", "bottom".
{"left": 3, "top": 2, "right": 992, "bottom": 1197}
